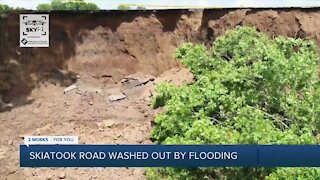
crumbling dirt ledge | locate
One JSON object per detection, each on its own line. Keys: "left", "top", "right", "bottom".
{"left": 0, "top": 9, "right": 320, "bottom": 105}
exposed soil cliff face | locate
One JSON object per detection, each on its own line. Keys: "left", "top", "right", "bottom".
{"left": 202, "top": 9, "right": 320, "bottom": 45}
{"left": 0, "top": 9, "right": 320, "bottom": 106}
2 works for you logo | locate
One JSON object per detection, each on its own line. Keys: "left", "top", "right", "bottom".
{"left": 20, "top": 14, "right": 49, "bottom": 47}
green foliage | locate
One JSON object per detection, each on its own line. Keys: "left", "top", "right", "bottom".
{"left": 36, "top": 4, "right": 52, "bottom": 11}
{"left": 266, "top": 168, "right": 320, "bottom": 180}
{"left": 0, "top": 4, "right": 13, "bottom": 12}
{"left": 117, "top": 4, "right": 131, "bottom": 10}
{"left": 37, "top": 0, "right": 99, "bottom": 11}
{"left": 0, "top": 4, "right": 25, "bottom": 12}
{"left": 150, "top": 26, "right": 320, "bottom": 179}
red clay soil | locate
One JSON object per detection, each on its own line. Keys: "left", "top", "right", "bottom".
{"left": 1, "top": 9, "right": 320, "bottom": 103}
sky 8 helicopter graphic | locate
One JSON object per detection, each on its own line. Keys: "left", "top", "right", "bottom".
{"left": 23, "top": 20, "right": 46, "bottom": 26}
{"left": 20, "top": 14, "right": 49, "bottom": 47}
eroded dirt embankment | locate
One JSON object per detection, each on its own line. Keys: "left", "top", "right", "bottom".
{"left": 1, "top": 9, "right": 320, "bottom": 106}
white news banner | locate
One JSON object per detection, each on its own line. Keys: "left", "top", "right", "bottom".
{"left": 24, "top": 136, "right": 78, "bottom": 147}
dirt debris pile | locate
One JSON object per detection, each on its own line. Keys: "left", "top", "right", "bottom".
{"left": 0, "top": 67, "right": 193, "bottom": 179}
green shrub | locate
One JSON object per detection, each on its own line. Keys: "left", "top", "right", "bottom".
{"left": 266, "top": 168, "right": 320, "bottom": 180}
{"left": 36, "top": 4, "right": 52, "bottom": 11}
{"left": 0, "top": 4, "right": 13, "bottom": 12}
{"left": 150, "top": 26, "right": 320, "bottom": 179}
{"left": 117, "top": 4, "right": 131, "bottom": 10}
{"left": 0, "top": 4, "right": 25, "bottom": 12}
{"left": 37, "top": 0, "right": 99, "bottom": 11}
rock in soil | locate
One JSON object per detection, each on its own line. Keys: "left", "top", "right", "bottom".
{"left": 58, "top": 172, "right": 66, "bottom": 179}
{"left": 108, "top": 94, "right": 126, "bottom": 101}
{"left": 64, "top": 84, "right": 78, "bottom": 93}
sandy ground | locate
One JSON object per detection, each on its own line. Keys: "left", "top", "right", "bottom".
{"left": 0, "top": 68, "right": 193, "bottom": 180}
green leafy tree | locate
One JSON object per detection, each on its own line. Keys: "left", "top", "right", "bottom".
{"left": 149, "top": 26, "right": 320, "bottom": 179}
{"left": 37, "top": 0, "right": 99, "bottom": 11}
{"left": 78, "top": 2, "right": 99, "bottom": 10}
{"left": 36, "top": 3, "right": 52, "bottom": 11}
{"left": 117, "top": 4, "right": 131, "bottom": 10}
{"left": 51, "top": 0, "right": 65, "bottom": 10}
{"left": 0, "top": 4, "right": 24, "bottom": 12}
{"left": 14, "top": 7, "right": 26, "bottom": 11}
{"left": 0, "top": 4, "right": 13, "bottom": 12}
